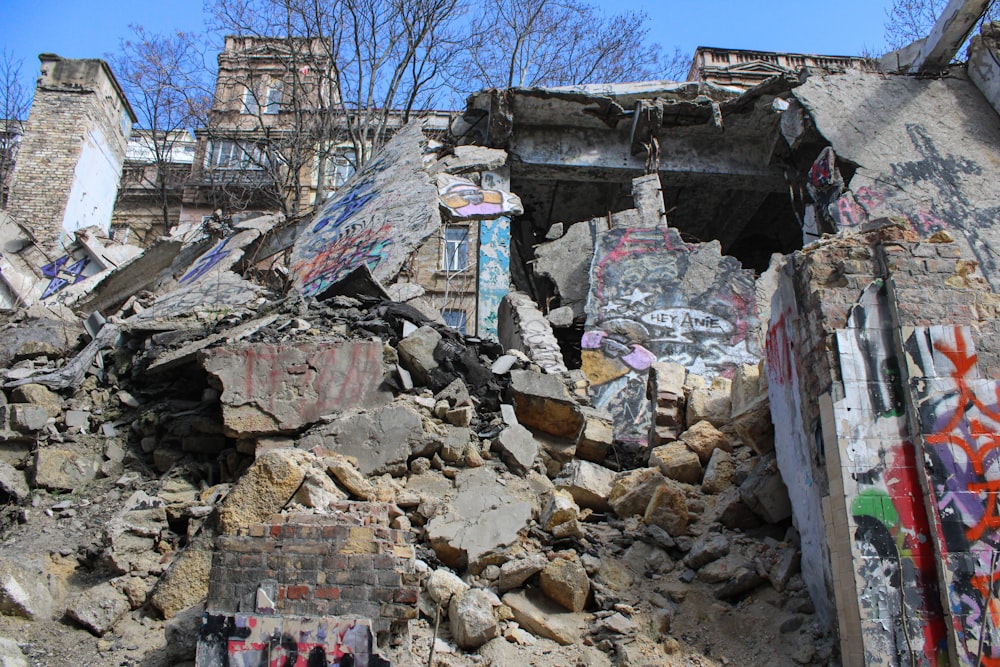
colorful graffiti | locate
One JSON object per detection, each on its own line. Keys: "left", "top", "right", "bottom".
{"left": 196, "top": 614, "right": 390, "bottom": 667}
{"left": 476, "top": 216, "right": 511, "bottom": 341}
{"left": 290, "top": 123, "right": 440, "bottom": 299}
{"left": 833, "top": 282, "right": 949, "bottom": 666}
{"left": 583, "top": 227, "right": 758, "bottom": 447}
{"left": 437, "top": 174, "right": 523, "bottom": 220}
{"left": 179, "top": 237, "right": 233, "bottom": 286}
{"left": 40, "top": 253, "right": 92, "bottom": 299}
{"left": 904, "top": 325, "right": 1000, "bottom": 665}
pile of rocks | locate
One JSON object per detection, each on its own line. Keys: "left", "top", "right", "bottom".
{"left": 0, "top": 288, "right": 831, "bottom": 666}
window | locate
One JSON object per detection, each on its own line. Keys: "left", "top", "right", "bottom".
{"left": 264, "top": 84, "right": 283, "bottom": 115}
{"left": 442, "top": 309, "right": 467, "bottom": 334}
{"left": 208, "top": 140, "right": 265, "bottom": 170}
{"left": 325, "top": 149, "right": 357, "bottom": 191}
{"left": 242, "top": 87, "right": 258, "bottom": 115}
{"left": 442, "top": 226, "right": 469, "bottom": 271}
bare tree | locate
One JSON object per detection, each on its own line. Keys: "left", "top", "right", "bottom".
{"left": 457, "top": 0, "right": 676, "bottom": 91}
{"left": 201, "top": 0, "right": 463, "bottom": 214}
{"left": 0, "top": 49, "right": 31, "bottom": 208}
{"left": 885, "top": 0, "right": 999, "bottom": 51}
{"left": 110, "top": 27, "right": 213, "bottom": 233}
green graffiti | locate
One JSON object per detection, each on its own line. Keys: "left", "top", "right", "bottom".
{"left": 851, "top": 488, "right": 900, "bottom": 531}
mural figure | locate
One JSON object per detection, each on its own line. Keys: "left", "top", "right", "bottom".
{"left": 437, "top": 174, "right": 523, "bottom": 220}
{"left": 583, "top": 227, "right": 758, "bottom": 446}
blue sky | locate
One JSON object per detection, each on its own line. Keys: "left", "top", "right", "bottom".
{"left": 3, "top": 0, "right": 897, "bottom": 96}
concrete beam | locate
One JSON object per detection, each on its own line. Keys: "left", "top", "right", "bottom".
{"left": 914, "top": 0, "right": 991, "bottom": 72}
{"left": 509, "top": 125, "right": 785, "bottom": 187}
{"left": 968, "top": 23, "right": 1000, "bottom": 117}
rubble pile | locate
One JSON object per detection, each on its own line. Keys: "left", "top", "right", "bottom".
{"left": 0, "top": 278, "right": 828, "bottom": 666}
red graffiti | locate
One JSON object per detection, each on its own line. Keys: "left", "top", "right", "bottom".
{"left": 854, "top": 186, "right": 884, "bottom": 210}
{"left": 808, "top": 146, "right": 836, "bottom": 189}
{"left": 765, "top": 308, "right": 793, "bottom": 386}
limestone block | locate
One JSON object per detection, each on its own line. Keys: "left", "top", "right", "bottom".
{"left": 66, "top": 582, "right": 129, "bottom": 636}
{"left": 449, "top": 588, "right": 499, "bottom": 649}
{"left": 0, "top": 637, "right": 27, "bottom": 667}
{"left": 732, "top": 395, "right": 775, "bottom": 455}
{"left": 425, "top": 468, "right": 533, "bottom": 570}
{"left": 292, "top": 469, "right": 347, "bottom": 508}
{"left": 729, "top": 363, "right": 762, "bottom": 417}
{"left": 164, "top": 603, "right": 205, "bottom": 662}
{"left": 298, "top": 403, "right": 425, "bottom": 476}
{"left": 11, "top": 384, "right": 63, "bottom": 418}
{"left": 541, "top": 490, "right": 582, "bottom": 538}
{"left": 33, "top": 446, "right": 100, "bottom": 490}
{"left": 701, "top": 449, "right": 735, "bottom": 494}
{"left": 324, "top": 455, "right": 375, "bottom": 499}
{"left": 217, "top": 449, "right": 312, "bottom": 534}
{"left": 501, "top": 589, "right": 588, "bottom": 645}
{"left": 649, "top": 442, "right": 702, "bottom": 484}
{"left": 11, "top": 405, "right": 48, "bottom": 433}
{"left": 575, "top": 408, "right": 613, "bottom": 462}
{"left": 509, "top": 370, "right": 583, "bottom": 439}
{"left": 684, "top": 533, "right": 731, "bottom": 570}
{"left": 679, "top": 420, "right": 732, "bottom": 465}
{"left": 496, "top": 424, "right": 539, "bottom": 475}
{"left": 0, "top": 558, "right": 52, "bottom": 620}
{"left": 397, "top": 325, "right": 442, "bottom": 384}
{"left": 540, "top": 558, "right": 590, "bottom": 612}
{"left": 554, "top": 460, "right": 616, "bottom": 512}
{"left": 685, "top": 387, "right": 731, "bottom": 428}
{"left": 426, "top": 569, "right": 469, "bottom": 607}
{"left": 643, "top": 480, "right": 689, "bottom": 536}
{"left": 739, "top": 453, "right": 792, "bottom": 524}
{"left": 652, "top": 362, "right": 687, "bottom": 399}
{"left": 499, "top": 554, "right": 548, "bottom": 593}
{"left": 149, "top": 536, "right": 213, "bottom": 619}
{"left": 608, "top": 468, "right": 664, "bottom": 519}
{"left": 0, "top": 463, "right": 29, "bottom": 503}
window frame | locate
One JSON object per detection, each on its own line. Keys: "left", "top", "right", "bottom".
{"left": 441, "top": 225, "right": 470, "bottom": 272}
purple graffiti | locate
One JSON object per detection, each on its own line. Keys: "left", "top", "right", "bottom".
{"left": 179, "top": 238, "right": 232, "bottom": 285}
{"left": 41, "top": 255, "right": 91, "bottom": 299}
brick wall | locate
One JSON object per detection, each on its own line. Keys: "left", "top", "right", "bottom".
{"left": 206, "top": 502, "right": 418, "bottom": 638}
{"left": 768, "top": 224, "right": 1000, "bottom": 665}
{"left": 6, "top": 58, "right": 131, "bottom": 255}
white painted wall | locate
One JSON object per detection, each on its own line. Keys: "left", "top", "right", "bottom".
{"left": 62, "top": 129, "right": 124, "bottom": 242}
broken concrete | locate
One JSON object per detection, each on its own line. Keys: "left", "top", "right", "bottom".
{"left": 201, "top": 340, "right": 391, "bottom": 437}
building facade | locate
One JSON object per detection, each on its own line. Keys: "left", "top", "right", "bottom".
{"left": 688, "top": 46, "right": 872, "bottom": 89}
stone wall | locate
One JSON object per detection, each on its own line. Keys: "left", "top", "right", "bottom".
{"left": 768, "top": 225, "right": 1000, "bottom": 666}
{"left": 206, "top": 503, "right": 418, "bottom": 638}
{"left": 6, "top": 57, "right": 132, "bottom": 255}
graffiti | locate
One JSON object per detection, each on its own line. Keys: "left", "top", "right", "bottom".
{"left": 437, "top": 174, "right": 523, "bottom": 220}
{"left": 40, "top": 254, "right": 92, "bottom": 300}
{"left": 765, "top": 307, "right": 794, "bottom": 386}
{"left": 476, "top": 216, "right": 511, "bottom": 341}
{"left": 905, "top": 325, "right": 1000, "bottom": 665}
{"left": 197, "top": 613, "right": 389, "bottom": 667}
{"left": 583, "top": 227, "right": 758, "bottom": 446}
{"left": 290, "top": 123, "right": 440, "bottom": 298}
{"left": 833, "top": 283, "right": 949, "bottom": 665}
{"left": 179, "top": 237, "right": 233, "bottom": 286}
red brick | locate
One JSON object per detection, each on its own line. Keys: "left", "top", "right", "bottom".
{"left": 285, "top": 585, "right": 312, "bottom": 600}
{"left": 315, "top": 586, "right": 341, "bottom": 600}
